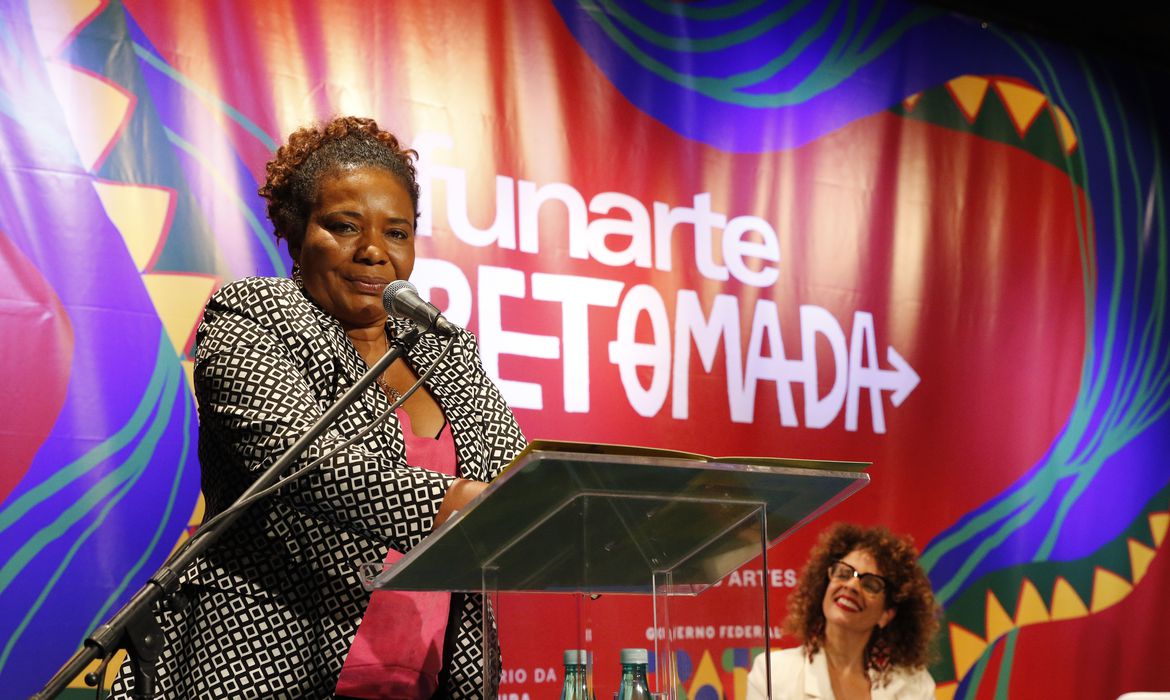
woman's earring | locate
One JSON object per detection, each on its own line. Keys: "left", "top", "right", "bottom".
{"left": 291, "top": 263, "right": 304, "bottom": 289}
{"left": 869, "top": 625, "right": 891, "bottom": 669}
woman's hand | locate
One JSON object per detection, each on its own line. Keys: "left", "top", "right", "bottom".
{"left": 434, "top": 478, "right": 488, "bottom": 528}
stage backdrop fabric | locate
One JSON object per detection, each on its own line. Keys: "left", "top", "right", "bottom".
{"left": 1, "top": 1, "right": 1168, "bottom": 698}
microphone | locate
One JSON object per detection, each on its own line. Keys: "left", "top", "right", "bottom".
{"left": 382, "top": 280, "right": 458, "bottom": 336}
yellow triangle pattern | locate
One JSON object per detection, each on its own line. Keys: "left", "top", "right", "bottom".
{"left": 1128, "top": 538, "right": 1156, "bottom": 583}
{"left": 44, "top": 5, "right": 218, "bottom": 693}
{"left": 948, "top": 500, "right": 1166, "bottom": 684}
{"left": 948, "top": 623, "right": 987, "bottom": 679}
{"left": 995, "top": 81, "right": 1048, "bottom": 138}
{"left": 1150, "top": 512, "right": 1169, "bottom": 547}
{"left": 934, "top": 681, "right": 959, "bottom": 700}
{"left": 686, "top": 649, "right": 724, "bottom": 697}
{"left": 984, "top": 589, "right": 1015, "bottom": 642}
{"left": 1014, "top": 578, "right": 1050, "bottom": 627}
{"left": 27, "top": 0, "right": 102, "bottom": 56}
{"left": 141, "top": 274, "right": 218, "bottom": 357}
{"left": 43, "top": 5, "right": 166, "bottom": 691}
{"left": 92, "top": 181, "right": 175, "bottom": 272}
{"left": 1090, "top": 567, "right": 1133, "bottom": 612}
{"left": 1049, "top": 577, "right": 1089, "bottom": 621}
{"left": 45, "top": 63, "right": 134, "bottom": 172}
{"left": 1049, "top": 105, "right": 1078, "bottom": 154}
{"left": 945, "top": 75, "right": 989, "bottom": 123}
{"left": 903, "top": 92, "right": 922, "bottom": 112}
{"left": 939, "top": 74, "right": 1080, "bottom": 155}
{"left": 68, "top": 649, "right": 126, "bottom": 689}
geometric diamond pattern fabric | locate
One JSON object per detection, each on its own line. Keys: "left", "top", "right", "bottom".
{"left": 110, "top": 277, "right": 526, "bottom": 699}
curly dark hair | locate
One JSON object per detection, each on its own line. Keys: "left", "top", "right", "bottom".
{"left": 784, "top": 522, "right": 939, "bottom": 680}
{"left": 257, "top": 116, "right": 419, "bottom": 246}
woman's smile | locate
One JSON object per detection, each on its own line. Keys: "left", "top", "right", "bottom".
{"left": 831, "top": 589, "right": 863, "bottom": 613}
{"left": 344, "top": 273, "right": 392, "bottom": 295}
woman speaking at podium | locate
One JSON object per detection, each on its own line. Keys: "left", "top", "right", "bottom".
{"left": 111, "top": 116, "right": 526, "bottom": 699}
{"left": 747, "top": 523, "right": 939, "bottom": 700}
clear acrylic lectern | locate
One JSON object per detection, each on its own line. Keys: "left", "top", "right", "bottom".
{"left": 363, "top": 441, "right": 869, "bottom": 699}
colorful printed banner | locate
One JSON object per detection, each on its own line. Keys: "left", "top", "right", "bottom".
{"left": 0, "top": 1, "right": 1167, "bottom": 698}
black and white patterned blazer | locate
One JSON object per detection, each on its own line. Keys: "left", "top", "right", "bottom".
{"left": 111, "top": 276, "right": 526, "bottom": 699}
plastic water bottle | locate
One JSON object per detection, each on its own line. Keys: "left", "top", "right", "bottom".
{"left": 560, "top": 649, "right": 590, "bottom": 700}
{"left": 615, "top": 648, "right": 651, "bottom": 700}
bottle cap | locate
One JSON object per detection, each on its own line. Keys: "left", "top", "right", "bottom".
{"left": 620, "top": 648, "right": 648, "bottom": 665}
{"left": 563, "top": 649, "right": 588, "bottom": 665}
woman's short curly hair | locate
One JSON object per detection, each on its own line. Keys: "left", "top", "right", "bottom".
{"left": 258, "top": 116, "right": 419, "bottom": 246}
{"left": 784, "top": 522, "right": 939, "bottom": 678}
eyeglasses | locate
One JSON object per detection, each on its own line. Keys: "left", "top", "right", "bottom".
{"left": 827, "top": 560, "right": 889, "bottom": 595}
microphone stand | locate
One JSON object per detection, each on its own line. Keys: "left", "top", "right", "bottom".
{"left": 31, "top": 324, "right": 421, "bottom": 700}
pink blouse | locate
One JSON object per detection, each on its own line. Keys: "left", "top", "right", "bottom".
{"left": 336, "top": 409, "right": 456, "bottom": 700}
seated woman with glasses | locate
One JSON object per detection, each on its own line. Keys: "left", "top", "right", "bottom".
{"left": 746, "top": 522, "right": 939, "bottom": 700}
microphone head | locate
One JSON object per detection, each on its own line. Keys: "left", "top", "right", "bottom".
{"left": 382, "top": 279, "right": 417, "bottom": 315}
{"left": 382, "top": 279, "right": 457, "bottom": 336}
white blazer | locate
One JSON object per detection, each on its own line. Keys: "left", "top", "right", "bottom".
{"left": 746, "top": 647, "right": 936, "bottom": 700}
